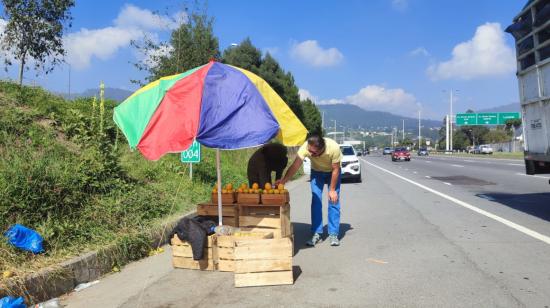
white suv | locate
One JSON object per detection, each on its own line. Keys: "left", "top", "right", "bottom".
{"left": 340, "top": 145, "right": 362, "bottom": 182}
{"left": 480, "top": 145, "right": 493, "bottom": 154}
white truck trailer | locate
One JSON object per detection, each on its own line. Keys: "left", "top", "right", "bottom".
{"left": 507, "top": 0, "right": 550, "bottom": 176}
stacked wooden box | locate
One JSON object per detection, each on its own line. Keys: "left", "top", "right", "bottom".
{"left": 238, "top": 203, "right": 291, "bottom": 238}
{"left": 171, "top": 234, "right": 216, "bottom": 271}
{"left": 172, "top": 190, "right": 294, "bottom": 287}
{"left": 197, "top": 203, "right": 239, "bottom": 227}
{"left": 215, "top": 229, "right": 274, "bottom": 272}
{"left": 233, "top": 237, "right": 294, "bottom": 287}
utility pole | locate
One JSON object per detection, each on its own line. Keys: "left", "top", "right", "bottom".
{"left": 446, "top": 115, "right": 450, "bottom": 151}
{"left": 450, "top": 89, "right": 454, "bottom": 152}
{"left": 402, "top": 120, "right": 405, "bottom": 143}
{"left": 68, "top": 64, "right": 71, "bottom": 100}
{"left": 418, "top": 109, "right": 421, "bottom": 150}
{"left": 391, "top": 128, "right": 394, "bottom": 147}
{"left": 332, "top": 120, "right": 337, "bottom": 133}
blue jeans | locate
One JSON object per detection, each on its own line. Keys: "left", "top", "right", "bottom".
{"left": 310, "top": 170, "right": 341, "bottom": 236}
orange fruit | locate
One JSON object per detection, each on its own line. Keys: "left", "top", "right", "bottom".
{"left": 212, "top": 188, "right": 217, "bottom": 193}
{"left": 241, "top": 183, "right": 248, "bottom": 189}
{"left": 277, "top": 184, "right": 284, "bottom": 190}
{"left": 264, "top": 183, "right": 272, "bottom": 190}
{"left": 252, "top": 183, "right": 259, "bottom": 190}
{"left": 222, "top": 189, "right": 228, "bottom": 194}
{"left": 274, "top": 189, "right": 280, "bottom": 194}
{"left": 243, "top": 188, "right": 248, "bottom": 193}
{"left": 254, "top": 189, "right": 260, "bottom": 194}
{"left": 226, "top": 183, "right": 233, "bottom": 190}
{"left": 237, "top": 188, "right": 243, "bottom": 193}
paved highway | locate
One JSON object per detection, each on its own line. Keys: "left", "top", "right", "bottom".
{"left": 62, "top": 153, "right": 550, "bottom": 307}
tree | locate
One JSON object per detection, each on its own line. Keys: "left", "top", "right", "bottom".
{"left": 0, "top": 0, "right": 74, "bottom": 86}
{"left": 222, "top": 39, "right": 323, "bottom": 134}
{"left": 301, "top": 98, "right": 322, "bottom": 135}
{"left": 222, "top": 38, "right": 261, "bottom": 73}
{"left": 132, "top": 10, "right": 220, "bottom": 84}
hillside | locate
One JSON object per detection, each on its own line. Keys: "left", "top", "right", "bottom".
{"left": 0, "top": 82, "right": 251, "bottom": 285}
{"left": 318, "top": 104, "right": 441, "bottom": 130}
{"left": 476, "top": 102, "right": 521, "bottom": 113}
{"left": 58, "top": 87, "right": 134, "bottom": 102}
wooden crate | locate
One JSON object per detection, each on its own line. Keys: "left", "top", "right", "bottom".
{"left": 237, "top": 193, "right": 260, "bottom": 204}
{"left": 171, "top": 234, "right": 215, "bottom": 271}
{"left": 215, "top": 229, "right": 274, "bottom": 272}
{"left": 261, "top": 192, "right": 289, "bottom": 205}
{"left": 238, "top": 203, "right": 291, "bottom": 238}
{"left": 196, "top": 203, "right": 239, "bottom": 227}
{"left": 234, "top": 237, "right": 294, "bottom": 287}
{"left": 211, "top": 192, "right": 236, "bottom": 204}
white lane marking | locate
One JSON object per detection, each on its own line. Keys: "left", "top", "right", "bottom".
{"left": 425, "top": 161, "right": 432, "bottom": 163}
{"left": 516, "top": 173, "right": 550, "bottom": 180}
{"left": 425, "top": 176, "right": 431, "bottom": 179}
{"left": 507, "top": 163, "right": 524, "bottom": 166}
{"left": 443, "top": 182, "right": 452, "bottom": 186}
{"left": 451, "top": 164, "right": 465, "bottom": 168}
{"left": 363, "top": 159, "right": 550, "bottom": 246}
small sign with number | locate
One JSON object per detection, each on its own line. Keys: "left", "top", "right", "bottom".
{"left": 181, "top": 140, "right": 201, "bottom": 163}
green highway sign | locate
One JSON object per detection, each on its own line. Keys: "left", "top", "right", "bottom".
{"left": 498, "top": 112, "right": 521, "bottom": 123}
{"left": 181, "top": 140, "right": 201, "bottom": 163}
{"left": 477, "top": 113, "right": 498, "bottom": 125}
{"left": 456, "top": 112, "right": 520, "bottom": 126}
{"left": 456, "top": 113, "right": 477, "bottom": 125}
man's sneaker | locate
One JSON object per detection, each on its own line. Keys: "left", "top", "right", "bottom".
{"left": 329, "top": 234, "right": 340, "bottom": 246}
{"left": 306, "top": 233, "right": 322, "bottom": 246}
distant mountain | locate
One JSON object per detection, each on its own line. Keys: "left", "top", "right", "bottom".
{"left": 476, "top": 103, "right": 520, "bottom": 113}
{"left": 317, "top": 104, "right": 441, "bottom": 131}
{"left": 59, "top": 87, "right": 134, "bottom": 102}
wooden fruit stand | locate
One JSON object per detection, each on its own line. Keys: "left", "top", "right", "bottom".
{"left": 172, "top": 185, "right": 294, "bottom": 287}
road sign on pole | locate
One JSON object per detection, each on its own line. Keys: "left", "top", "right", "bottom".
{"left": 456, "top": 113, "right": 477, "bottom": 125}
{"left": 456, "top": 112, "right": 520, "bottom": 126}
{"left": 498, "top": 112, "right": 521, "bottom": 123}
{"left": 181, "top": 140, "right": 201, "bottom": 163}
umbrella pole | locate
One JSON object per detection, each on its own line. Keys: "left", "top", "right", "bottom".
{"left": 216, "top": 148, "right": 223, "bottom": 226}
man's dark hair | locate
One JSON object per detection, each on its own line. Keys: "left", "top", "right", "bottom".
{"left": 307, "top": 134, "right": 326, "bottom": 151}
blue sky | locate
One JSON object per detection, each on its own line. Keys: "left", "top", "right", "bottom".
{"left": 0, "top": 0, "right": 526, "bottom": 119}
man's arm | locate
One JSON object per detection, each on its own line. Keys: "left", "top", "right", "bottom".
{"left": 276, "top": 156, "right": 303, "bottom": 185}
{"left": 328, "top": 162, "right": 340, "bottom": 203}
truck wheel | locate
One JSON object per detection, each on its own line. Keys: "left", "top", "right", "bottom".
{"left": 525, "top": 160, "right": 536, "bottom": 175}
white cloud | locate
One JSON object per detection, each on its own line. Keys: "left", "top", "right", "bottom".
{"left": 290, "top": 40, "right": 343, "bottom": 67}
{"left": 392, "top": 0, "right": 408, "bottom": 11}
{"left": 427, "top": 22, "right": 515, "bottom": 80}
{"left": 114, "top": 4, "right": 185, "bottom": 31}
{"left": 298, "top": 88, "right": 317, "bottom": 102}
{"left": 410, "top": 47, "right": 430, "bottom": 57}
{"left": 65, "top": 27, "right": 142, "bottom": 69}
{"left": 65, "top": 4, "right": 186, "bottom": 70}
{"left": 318, "top": 85, "right": 420, "bottom": 116}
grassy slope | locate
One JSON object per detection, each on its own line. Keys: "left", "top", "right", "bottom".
{"left": 0, "top": 82, "right": 254, "bottom": 282}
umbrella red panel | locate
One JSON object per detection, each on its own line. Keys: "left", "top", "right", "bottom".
{"left": 137, "top": 62, "right": 213, "bottom": 160}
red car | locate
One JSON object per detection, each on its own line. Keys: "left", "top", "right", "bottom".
{"left": 392, "top": 147, "right": 411, "bottom": 162}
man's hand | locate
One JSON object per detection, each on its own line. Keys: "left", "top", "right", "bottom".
{"left": 328, "top": 190, "right": 338, "bottom": 203}
{"left": 275, "top": 178, "right": 286, "bottom": 186}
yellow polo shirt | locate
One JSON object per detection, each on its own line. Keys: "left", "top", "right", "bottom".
{"left": 297, "top": 137, "right": 342, "bottom": 172}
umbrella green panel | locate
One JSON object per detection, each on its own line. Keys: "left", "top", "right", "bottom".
{"left": 113, "top": 65, "right": 206, "bottom": 149}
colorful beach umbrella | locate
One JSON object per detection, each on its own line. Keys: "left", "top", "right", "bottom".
{"left": 114, "top": 61, "right": 307, "bottom": 161}
{"left": 114, "top": 61, "right": 308, "bottom": 226}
